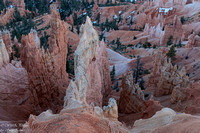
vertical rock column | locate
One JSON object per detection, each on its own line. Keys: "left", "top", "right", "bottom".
{"left": 20, "top": 10, "right": 68, "bottom": 113}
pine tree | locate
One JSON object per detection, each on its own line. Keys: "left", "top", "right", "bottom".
{"left": 132, "top": 57, "right": 144, "bottom": 83}
{"left": 166, "top": 45, "right": 176, "bottom": 60}
{"left": 167, "top": 35, "right": 173, "bottom": 46}
{"left": 116, "top": 38, "right": 121, "bottom": 49}
{"left": 110, "top": 65, "right": 116, "bottom": 81}
{"left": 0, "top": 0, "right": 5, "bottom": 12}
{"left": 76, "top": 25, "right": 80, "bottom": 34}
{"left": 96, "top": 13, "right": 100, "bottom": 24}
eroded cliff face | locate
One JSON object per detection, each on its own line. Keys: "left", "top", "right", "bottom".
{"left": 0, "top": 39, "right": 34, "bottom": 121}
{"left": 20, "top": 11, "right": 68, "bottom": 113}
{"left": 23, "top": 16, "right": 125, "bottom": 132}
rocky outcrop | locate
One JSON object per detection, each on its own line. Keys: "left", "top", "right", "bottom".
{"left": 119, "top": 72, "right": 146, "bottom": 114}
{"left": 150, "top": 51, "right": 191, "bottom": 97}
{"left": 102, "top": 98, "right": 118, "bottom": 121}
{"left": 64, "top": 16, "right": 111, "bottom": 108}
{"left": 0, "top": 61, "right": 34, "bottom": 121}
{"left": 0, "top": 39, "right": 9, "bottom": 67}
{"left": 161, "top": 15, "right": 183, "bottom": 45}
{"left": 20, "top": 11, "right": 68, "bottom": 113}
{"left": 144, "top": 23, "right": 165, "bottom": 46}
{"left": 23, "top": 107, "right": 128, "bottom": 133}
{"left": 0, "top": 39, "right": 34, "bottom": 121}
{"left": 1, "top": 31, "right": 12, "bottom": 59}
{"left": 186, "top": 33, "right": 200, "bottom": 48}
{"left": 131, "top": 107, "right": 200, "bottom": 133}
{"left": 118, "top": 71, "right": 162, "bottom": 125}
{"left": 0, "top": 0, "right": 26, "bottom": 26}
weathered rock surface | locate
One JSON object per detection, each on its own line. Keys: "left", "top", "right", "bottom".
{"left": 119, "top": 72, "right": 146, "bottom": 114}
{"left": 161, "top": 15, "right": 183, "bottom": 45}
{"left": 186, "top": 33, "right": 200, "bottom": 48}
{"left": 23, "top": 108, "right": 128, "bottom": 133}
{"left": 20, "top": 11, "right": 68, "bottom": 113}
{"left": 118, "top": 71, "right": 162, "bottom": 125}
{"left": 131, "top": 107, "right": 200, "bottom": 133}
{"left": 23, "top": 17, "right": 125, "bottom": 132}
{"left": 149, "top": 51, "right": 191, "bottom": 97}
{"left": 1, "top": 31, "right": 12, "bottom": 59}
{"left": 0, "top": 39, "right": 9, "bottom": 67}
{"left": 0, "top": 61, "right": 34, "bottom": 121}
{"left": 64, "top": 16, "right": 111, "bottom": 108}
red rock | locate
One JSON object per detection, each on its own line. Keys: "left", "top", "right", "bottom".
{"left": 20, "top": 10, "right": 68, "bottom": 113}
{"left": 23, "top": 109, "right": 129, "bottom": 133}
{"left": 118, "top": 71, "right": 162, "bottom": 125}
{"left": 161, "top": 15, "right": 183, "bottom": 45}
{"left": 186, "top": 33, "right": 200, "bottom": 48}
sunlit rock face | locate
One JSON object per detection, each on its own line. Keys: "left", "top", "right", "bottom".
{"left": 20, "top": 11, "right": 68, "bottom": 113}
{"left": 64, "top": 16, "right": 111, "bottom": 109}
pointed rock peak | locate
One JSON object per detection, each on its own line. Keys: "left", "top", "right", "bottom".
{"left": 85, "top": 16, "right": 93, "bottom": 27}
{"left": 79, "top": 16, "right": 98, "bottom": 39}
{"left": 51, "top": 9, "right": 61, "bottom": 20}
{"left": 21, "top": 33, "right": 36, "bottom": 47}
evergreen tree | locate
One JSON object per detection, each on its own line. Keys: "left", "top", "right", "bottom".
{"left": 71, "top": 25, "right": 74, "bottom": 32}
{"left": 116, "top": 38, "right": 121, "bottom": 48}
{"left": 180, "top": 16, "right": 185, "bottom": 24}
{"left": 110, "top": 65, "right": 115, "bottom": 81}
{"left": 0, "top": 0, "right": 5, "bottom": 12}
{"left": 166, "top": 45, "right": 176, "bottom": 60}
{"left": 14, "top": 7, "right": 21, "bottom": 22}
{"left": 167, "top": 35, "right": 173, "bottom": 46}
{"left": 96, "top": 13, "right": 100, "bottom": 24}
{"left": 177, "top": 40, "right": 182, "bottom": 48}
{"left": 132, "top": 56, "right": 144, "bottom": 83}
{"left": 76, "top": 25, "right": 80, "bottom": 34}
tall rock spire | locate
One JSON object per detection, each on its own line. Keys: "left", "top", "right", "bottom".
{"left": 20, "top": 10, "right": 68, "bottom": 113}
{"left": 64, "top": 16, "right": 112, "bottom": 108}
